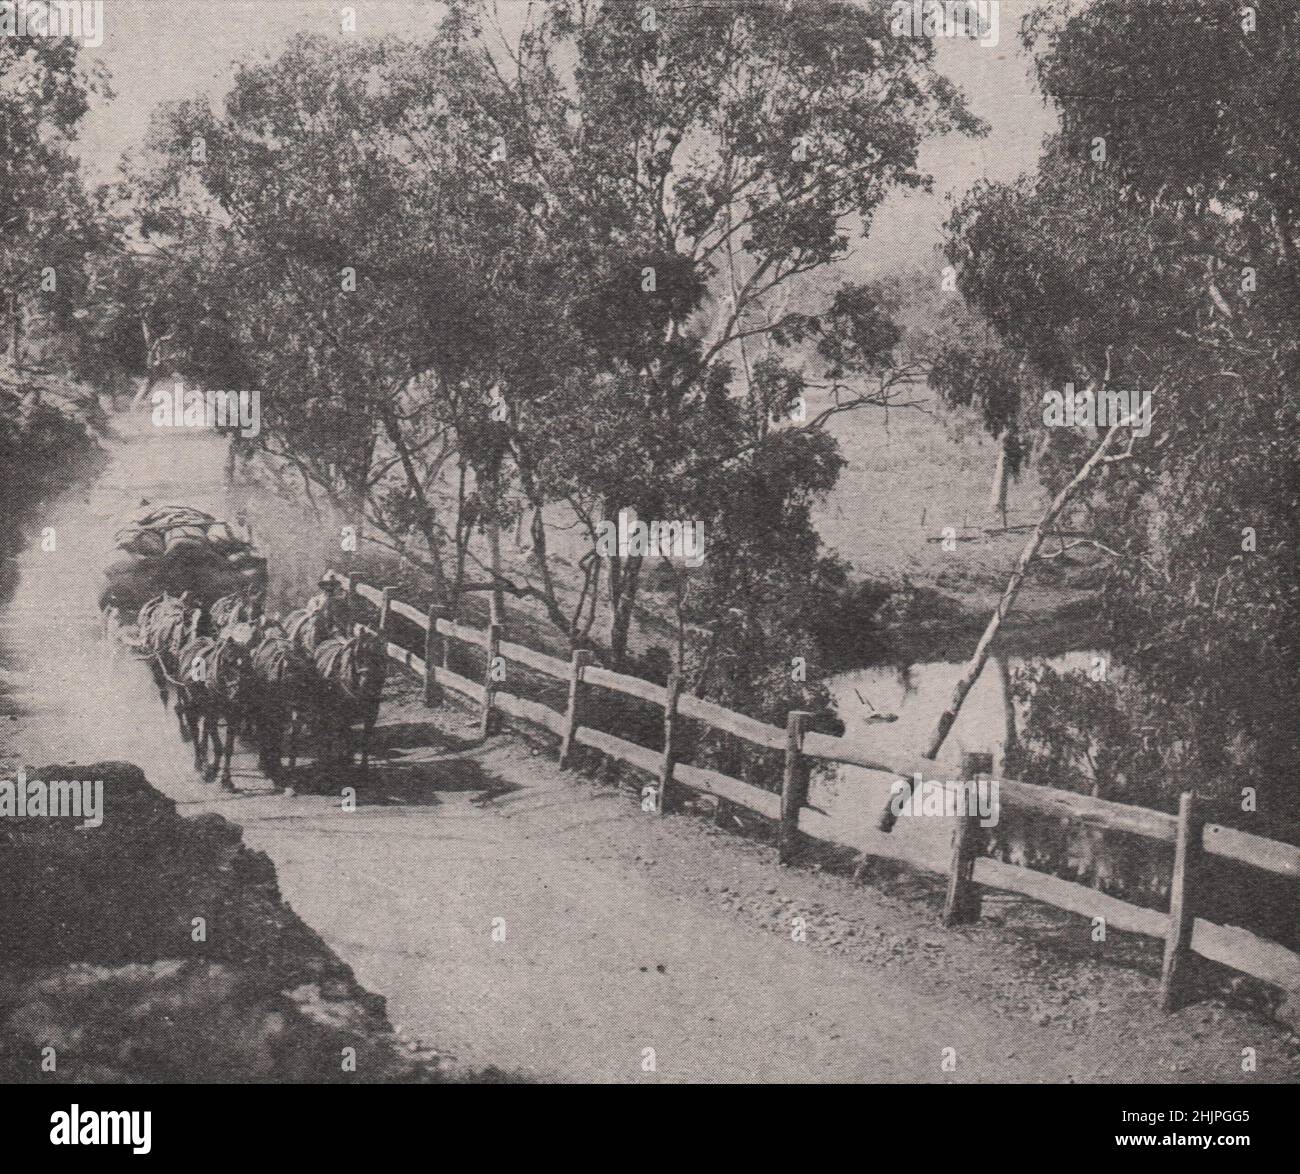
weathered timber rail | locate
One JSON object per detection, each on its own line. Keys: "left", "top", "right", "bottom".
{"left": 337, "top": 572, "right": 1300, "bottom": 1011}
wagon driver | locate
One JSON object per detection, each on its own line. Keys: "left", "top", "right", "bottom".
{"left": 307, "top": 570, "right": 352, "bottom": 636}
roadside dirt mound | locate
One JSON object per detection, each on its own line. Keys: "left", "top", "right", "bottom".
{"left": 0, "top": 762, "right": 503, "bottom": 1082}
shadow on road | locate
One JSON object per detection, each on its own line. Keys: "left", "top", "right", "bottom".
{"left": 280, "top": 744, "right": 517, "bottom": 808}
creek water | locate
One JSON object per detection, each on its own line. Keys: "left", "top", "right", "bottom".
{"left": 816, "top": 652, "right": 1096, "bottom": 869}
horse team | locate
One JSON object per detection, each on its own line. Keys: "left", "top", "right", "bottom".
{"left": 132, "top": 577, "right": 388, "bottom": 790}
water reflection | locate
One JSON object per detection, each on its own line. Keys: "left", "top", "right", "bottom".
{"left": 817, "top": 652, "right": 1098, "bottom": 868}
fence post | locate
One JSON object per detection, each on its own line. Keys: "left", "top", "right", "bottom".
{"left": 479, "top": 622, "right": 502, "bottom": 740}
{"left": 441, "top": 607, "right": 453, "bottom": 670}
{"left": 779, "top": 711, "right": 811, "bottom": 864}
{"left": 424, "top": 606, "right": 448, "bottom": 707}
{"left": 378, "top": 586, "right": 393, "bottom": 637}
{"left": 1160, "top": 791, "right": 1202, "bottom": 1012}
{"left": 944, "top": 750, "right": 993, "bottom": 926}
{"left": 657, "top": 672, "right": 681, "bottom": 815}
{"left": 558, "top": 649, "right": 593, "bottom": 770}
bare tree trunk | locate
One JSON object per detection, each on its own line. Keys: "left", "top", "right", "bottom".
{"left": 132, "top": 322, "right": 159, "bottom": 406}
{"left": 990, "top": 429, "right": 1012, "bottom": 521}
{"left": 487, "top": 503, "right": 504, "bottom": 627}
{"left": 609, "top": 556, "right": 642, "bottom": 669}
{"left": 380, "top": 403, "right": 448, "bottom": 601}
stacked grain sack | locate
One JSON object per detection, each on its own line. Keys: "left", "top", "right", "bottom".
{"left": 101, "top": 504, "right": 267, "bottom": 615}
{"left": 115, "top": 505, "right": 252, "bottom": 559}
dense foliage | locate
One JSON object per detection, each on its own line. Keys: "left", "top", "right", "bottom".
{"left": 951, "top": 0, "right": 1300, "bottom": 838}
{"left": 120, "top": 0, "right": 979, "bottom": 746}
{"left": 0, "top": 21, "right": 106, "bottom": 558}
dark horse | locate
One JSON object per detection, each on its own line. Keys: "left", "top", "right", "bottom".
{"left": 139, "top": 591, "right": 203, "bottom": 741}
{"left": 310, "top": 629, "right": 388, "bottom": 770}
{"left": 249, "top": 619, "right": 314, "bottom": 782}
{"left": 175, "top": 622, "right": 258, "bottom": 789}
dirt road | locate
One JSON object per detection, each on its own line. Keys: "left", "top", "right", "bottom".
{"left": 2, "top": 413, "right": 1296, "bottom": 1082}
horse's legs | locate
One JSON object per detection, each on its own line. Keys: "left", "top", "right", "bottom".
{"left": 173, "top": 692, "right": 188, "bottom": 742}
{"left": 209, "top": 710, "right": 224, "bottom": 767}
{"left": 250, "top": 693, "right": 269, "bottom": 772}
{"left": 199, "top": 708, "right": 218, "bottom": 780}
{"left": 261, "top": 706, "right": 283, "bottom": 779}
{"left": 336, "top": 707, "right": 351, "bottom": 766}
{"left": 268, "top": 711, "right": 283, "bottom": 778}
{"left": 253, "top": 706, "right": 269, "bottom": 773}
{"left": 315, "top": 698, "right": 336, "bottom": 764}
{"left": 339, "top": 705, "right": 354, "bottom": 766}
{"left": 322, "top": 702, "right": 337, "bottom": 764}
{"left": 185, "top": 697, "right": 206, "bottom": 772}
{"left": 219, "top": 711, "right": 237, "bottom": 790}
{"left": 201, "top": 710, "right": 217, "bottom": 781}
{"left": 150, "top": 661, "right": 169, "bottom": 711}
{"left": 195, "top": 707, "right": 208, "bottom": 775}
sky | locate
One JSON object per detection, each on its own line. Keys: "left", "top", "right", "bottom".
{"left": 71, "top": 0, "right": 1059, "bottom": 273}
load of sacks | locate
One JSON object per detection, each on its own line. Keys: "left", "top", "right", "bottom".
{"left": 113, "top": 504, "right": 256, "bottom": 568}
{"left": 100, "top": 503, "right": 266, "bottom": 618}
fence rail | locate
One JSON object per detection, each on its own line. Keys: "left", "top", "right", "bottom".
{"left": 335, "top": 570, "right": 1300, "bottom": 1009}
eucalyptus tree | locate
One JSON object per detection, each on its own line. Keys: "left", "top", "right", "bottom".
{"left": 134, "top": 0, "right": 981, "bottom": 733}
{"left": 0, "top": 26, "right": 104, "bottom": 388}
{"left": 0, "top": 22, "right": 109, "bottom": 559}
{"left": 936, "top": 0, "right": 1300, "bottom": 830}
{"left": 131, "top": 33, "right": 525, "bottom": 598}
{"left": 449, "top": 0, "right": 982, "bottom": 680}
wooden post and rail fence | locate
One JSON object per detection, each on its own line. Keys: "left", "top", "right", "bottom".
{"left": 336, "top": 570, "right": 1300, "bottom": 1013}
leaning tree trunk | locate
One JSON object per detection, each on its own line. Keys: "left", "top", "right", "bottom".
{"left": 876, "top": 411, "right": 1145, "bottom": 833}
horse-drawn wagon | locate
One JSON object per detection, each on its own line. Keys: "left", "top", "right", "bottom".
{"left": 98, "top": 502, "right": 267, "bottom": 621}
{"left": 98, "top": 509, "right": 386, "bottom": 792}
